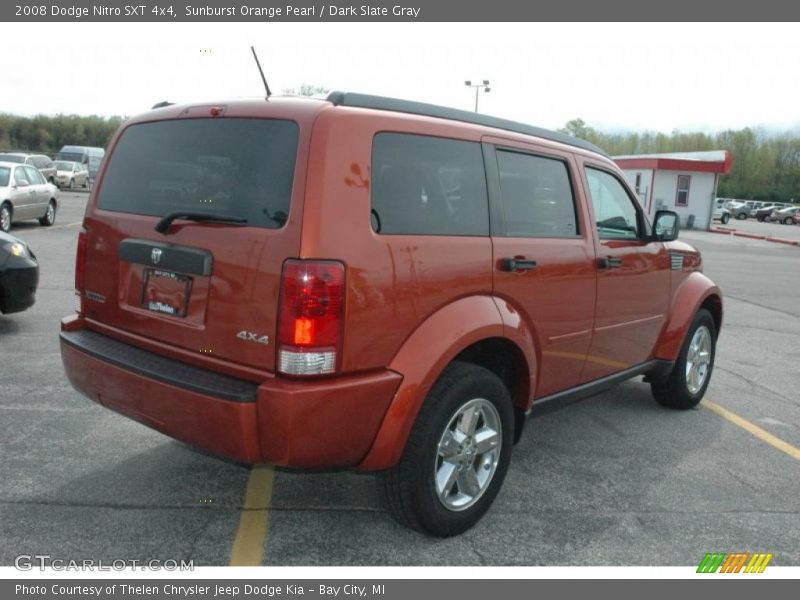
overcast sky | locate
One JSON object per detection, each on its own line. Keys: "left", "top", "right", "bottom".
{"left": 4, "top": 22, "right": 800, "bottom": 133}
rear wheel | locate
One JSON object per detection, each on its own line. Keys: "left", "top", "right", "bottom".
{"left": 651, "top": 308, "right": 716, "bottom": 409}
{"left": 39, "top": 200, "right": 56, "bottom": 226}
{"left": 783, "top": 217, "right": 794, "bottom": 225}
{"left": 379, "top": 361, "right": 514, "bottom": 537}
{"left": 0, "top": 203, "right": 11, "bottom": 232}
{"left": 736, "top": 212, "right": 746, "bottom": 220}
{"left": 720, "top": 213, "right": 730, "bottom": 224}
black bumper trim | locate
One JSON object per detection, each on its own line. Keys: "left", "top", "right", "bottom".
{"left": 60, "top": 329, "right": 258, "bottom": 403}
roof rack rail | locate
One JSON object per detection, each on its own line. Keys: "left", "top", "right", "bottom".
{"left": 325, "top": 91, "right": 607, "bottom": 157}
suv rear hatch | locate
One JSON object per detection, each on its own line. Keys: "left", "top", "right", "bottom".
{"left": 80, "top": 110, "right": 304, "bottom": 373}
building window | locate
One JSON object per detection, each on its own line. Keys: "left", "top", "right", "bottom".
{"left": 634, "top": 172, "right": 642, "bottom": 194}
{"left": 676, "top": 175, "right": 691, "bottom": 207}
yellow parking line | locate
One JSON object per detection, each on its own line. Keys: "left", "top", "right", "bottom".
{"left": 229, "top": 464, "right": 275, "bottom": 566}
{"left": 703, "top": 399, "right": 800, "bottom": 462}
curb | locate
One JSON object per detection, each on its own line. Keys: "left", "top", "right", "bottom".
{"left": 766, "top": 237, "right": 800, "bottom": 246}
{"left": 732, "top": 231, "right": 768, "bottom": 240}
{"left": 708, "top": 227, "right": 799, "bottom": 246}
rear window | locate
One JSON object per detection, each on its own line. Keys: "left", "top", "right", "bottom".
{"left": 98, "top": 118, "right": 299, "bottom": 229}
{"left": 371, "top": 133, "right": 488, "bottom": 236}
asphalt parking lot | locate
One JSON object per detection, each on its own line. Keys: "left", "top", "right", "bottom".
{"left": 1, "top": 192, "right": 798, "bottom": 567}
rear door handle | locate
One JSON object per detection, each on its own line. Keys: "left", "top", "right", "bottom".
{"left": 597, "top": 256, "right": 623, "bottom": 269}
{"left": 500, "top": 257, "right": 537, "bottom": 272}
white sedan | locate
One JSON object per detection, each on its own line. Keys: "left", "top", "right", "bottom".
{"left": 0, "top": 161, "right": 59, "bottom": 232}
{"left": 54, "top": 160, "right": 90, "bottom": 190}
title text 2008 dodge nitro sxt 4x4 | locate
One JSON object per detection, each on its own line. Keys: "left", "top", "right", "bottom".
{"left": 60, "top": 93, "right": 722, "bottom": 536}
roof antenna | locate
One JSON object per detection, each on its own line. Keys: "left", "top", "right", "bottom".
{"left": 250, "top": 46, "right": 272, "bottom": 99}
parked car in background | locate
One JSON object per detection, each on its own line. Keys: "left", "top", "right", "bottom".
{"left": 0, "top": 153, "right": 57, "bottom": 185}
{"left": 57, "top": 145, "right": 105, "bottom": 182}
{"left": 768, "top": 206, "right": 800, "bottom": 224}
{"left": 756, "top": 205, "right": 778, "bottom": 221}
{"left": 0, "top": 161, "right": 59, "bottom": 232}
{"left": 712, "top": 205, "right": 731, "bottom": 224}
{"left": 0, "top": 230, "right": 39, "bottom": 314}
{"left": 54, "top": 161, "right": 90, "bottom": 190}
{"left": 726, "top": 201, "right": 750, "bottom": 220}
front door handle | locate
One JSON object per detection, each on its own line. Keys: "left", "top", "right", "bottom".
{"left": 499, "top": 257, "right": 537, "bottom": 272}
{"left": 597, "top": 256, "right": 623, "bottom": 269}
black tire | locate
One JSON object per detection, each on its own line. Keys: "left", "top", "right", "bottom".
{"left": 378, "top": 361, "right": 514, "bottom": 537}
{"left": 720, "top": 213, "right": 730, "bottom": 224}
{"left": 0, "top": 203, "right": 11, "bottom": 233}
{"left": 38, "top": 200, "right": 56, "bottom": 226}
{"left": 736, "top": 212, "right": 746, "bottom": 220}
{"left": 651, "top": 308, "right": 717, "bottom": 410}
{"left": 783, "top": 217, "right": 794, "bottom": 225}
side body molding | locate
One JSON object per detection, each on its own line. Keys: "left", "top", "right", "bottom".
{"left": 652, "top": 272, "right": 723, "bottom": 361}
{"left": 358, "top": 295, "right": 534, "bottom": 471}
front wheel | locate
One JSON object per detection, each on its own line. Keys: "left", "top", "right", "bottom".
{"left": 379, "top": 361, "right": 514, "bottom": 537}
{"left": 783, "top": 217, "right": 794, "bottom": 225}
{"left": 651, "top": 308, "right": 717, "bottom": 409}
{"left": 720, "top": 213, "right": 730, "bottom": 224}
{"left": 736, "top": 213, "right": 747, "bottom": 220}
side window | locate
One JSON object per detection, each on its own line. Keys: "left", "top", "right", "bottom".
{"left": 371, "top": 133, "right": 488, "bottom": 236}
{"left": 24, "top": 166, "right": 44, "bottom": 185}
{"left": 585, "top": 167, "right": 641, "bottom": 240}
{"left": 14, "top": 166, "right": 29, "bottom": 184}
{"left": 496, "top": 150, "right": 578, "bottom": 238}
{"left": 676, "top": 175, "right": 690, "bottom": 207}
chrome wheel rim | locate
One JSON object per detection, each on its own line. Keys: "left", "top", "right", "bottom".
{"left": 0, "top": 208, "right": 9, "bottom": 231}
{"left": 685, "top": 325, "right": 712, "bottom": 395}
{"left": 46, "top": 204, "right": 54, "bottom": 223}
{"left": 434, "top": 398, "right": 502, "bottom": 511}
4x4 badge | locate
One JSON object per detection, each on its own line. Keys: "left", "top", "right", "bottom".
{"left": 151, "top": 248, "right": 162, "bottom": 264}
{"left": 237, "top": 330, "right": 270, "bottom": 345}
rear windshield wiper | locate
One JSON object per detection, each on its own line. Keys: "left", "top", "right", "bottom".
{"left": 155, "top": 212, "right": 248, "bottom": 234}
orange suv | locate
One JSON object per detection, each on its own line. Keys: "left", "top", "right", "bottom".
{"left": 60, "top": 93, "right": 723, "bottom": 536}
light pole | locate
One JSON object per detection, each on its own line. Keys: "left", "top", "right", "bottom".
{"left": 465, "top": 80, "right": 490, "bottom": 112}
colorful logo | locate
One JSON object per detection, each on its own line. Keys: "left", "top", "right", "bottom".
{"left": 697, "top": 552, "right": 773, "bottom": 573}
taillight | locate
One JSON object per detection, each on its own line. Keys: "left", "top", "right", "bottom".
{"left": 277, "top": 259, "right": 345, "bottom": 376}
{"left": 75, "top": 228, "right": 87, "bottom": 294}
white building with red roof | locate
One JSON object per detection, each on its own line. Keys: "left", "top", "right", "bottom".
{"left": 614, "top": 150, "right": 733, "bottom": 230}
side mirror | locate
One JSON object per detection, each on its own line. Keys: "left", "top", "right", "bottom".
{"left": 653, "top": 210, "right": 679, "bottom": 241}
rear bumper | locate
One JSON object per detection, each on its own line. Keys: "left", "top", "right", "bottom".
{"left": 59, "top": 317, "right": 401, "bottom": 468}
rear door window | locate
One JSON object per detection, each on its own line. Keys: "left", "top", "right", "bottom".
{"left": 371, "top": 133, "right": 488, "bottom": 236}
{"left": 97, "top": 118, "right": 299, "bottom": 229}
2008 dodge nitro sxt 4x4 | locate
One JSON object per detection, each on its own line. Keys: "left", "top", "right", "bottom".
{"left": 60, "top": 92, "right": 722, "bottom": 536}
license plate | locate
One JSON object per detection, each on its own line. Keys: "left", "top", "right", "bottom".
{"left": 141, "top": 268, "right": 192, "bottom": 317}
